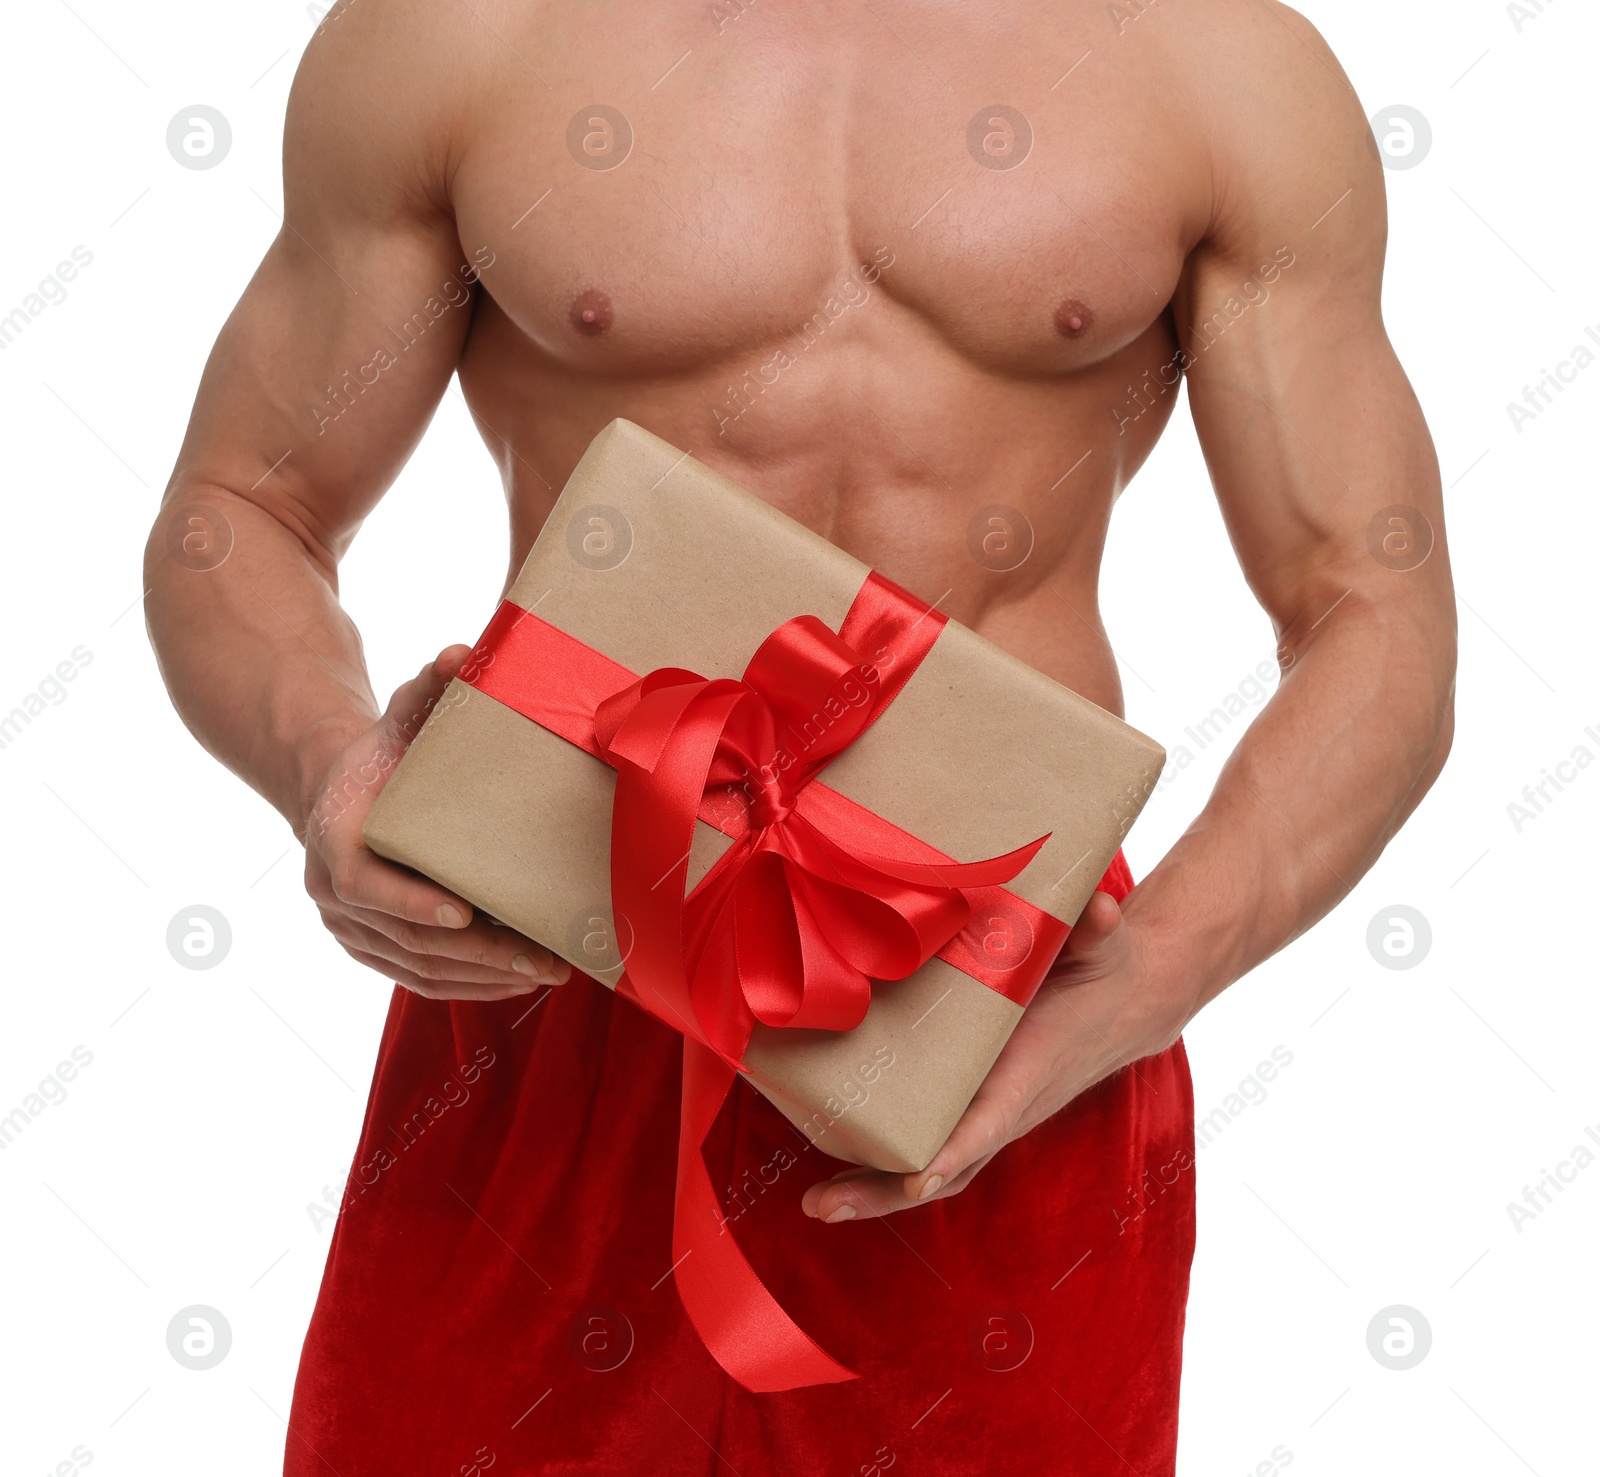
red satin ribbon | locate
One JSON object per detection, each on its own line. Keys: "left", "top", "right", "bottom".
{"left": 461, "top": 572, "right": 1070, "bottom": 1390}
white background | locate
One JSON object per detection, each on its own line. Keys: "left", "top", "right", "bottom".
{"left": 1, "top": 2, "right": 1594, "bottom": 1473}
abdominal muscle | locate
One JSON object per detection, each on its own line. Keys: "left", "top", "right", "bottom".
{"left": 456, "top": 286, "right": 1184, "bottom": 720}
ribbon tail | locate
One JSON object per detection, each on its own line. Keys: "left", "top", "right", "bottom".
{"left": 672, "top": 1037, "right": 857, "bottom": 1393}
{"left": 836, "top": 830, "right": 1053, "bottom": 890}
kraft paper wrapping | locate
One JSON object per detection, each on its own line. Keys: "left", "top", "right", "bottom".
{"left": 364, "top": 419, "right": 1164, "bottom": 1173}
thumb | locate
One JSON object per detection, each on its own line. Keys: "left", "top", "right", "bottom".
{"left": 381, "top": 644, "right": 474, "bottom": 736}
{"left": 1060, "top": 889, "right": 1124, "bottom": 960}
{"left": 430, "top": 642, "right": 475, "bottom": 685}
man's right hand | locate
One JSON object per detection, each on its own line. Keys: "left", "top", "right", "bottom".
{"left": 300, "top": 646, "right": 571, "bottom": 1002}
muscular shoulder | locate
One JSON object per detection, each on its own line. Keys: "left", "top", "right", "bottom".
{"left": 1153, "top": 0, "right": 1386, "bottom": 300}
{"left": 284, "top": 0, "right": 495, "bottom": 225}
{"left": 1155, "top": 3, "right": 1381, "bottom": 249}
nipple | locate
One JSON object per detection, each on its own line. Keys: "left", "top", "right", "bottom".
{"left": 1054, "top": 298, "right": 1095, "bottom": 339}
{"left": 570, "top": 287, "right": 613, "bottom": 336}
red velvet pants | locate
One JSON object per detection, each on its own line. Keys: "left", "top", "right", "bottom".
{"left": 285, "top": 859, "right": 1195, "bottom": 1475}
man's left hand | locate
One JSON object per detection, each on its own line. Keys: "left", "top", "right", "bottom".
{"left": 801, "top": 891, "right": 1190, "bottom": 1223}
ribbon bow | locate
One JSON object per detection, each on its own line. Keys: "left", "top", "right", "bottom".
{"left": 459, "top": 570, "right": 1063, "bottom": 1391}
{"left": 593, "top": 614, "right": 1048, "bottom": 1076}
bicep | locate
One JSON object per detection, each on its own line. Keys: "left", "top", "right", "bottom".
{"left": 1174, "top": 5, "right": 1447, "bottom": 640}
{"left": 165, "top": 11, "right": 475, "bottom": 561}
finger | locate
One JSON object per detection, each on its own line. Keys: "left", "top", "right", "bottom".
{"left": 333, "top": 917, "right": 545, "bottom": 989}
{"left": 894, "top": 1079, "right": 1025, "bottom": 1206}
{"left": 799, "top": 1165, "right": 879, "bottom": 1220}
{"left": 381, "top": 648, "right": 468, "bottom": 735}
{"left": 802, "top": 1168, "right": 910, "bottom": 1221}
{"left": 802, "top": 1155, "right": 996, "bottom": 1222}
{"left": 800, "top": 1124, "right": 1007, "bottom": 1220}
{"left": 326, "top": 845, "right": 482, "bottom": 932}
{"left": 430, "top": 643, "right": 474, "bottom": 683}
{"left": 348, "top": 904, "right": 570, "bottom": 984}
{"left": 343, "top": 947, "right": 548, "bottom": 1004}
{"left": 338, "top": 650, "right": 470, "bottom": 812}
{"left": 1061, "top": 889, "right": 1124, "bottom": 957}
{"left": 801, "top": 1083, "right": 1020, "bottom": 1220}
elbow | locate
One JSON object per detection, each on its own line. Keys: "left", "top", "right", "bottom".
{"left": 146, "top": 499, "right": 237, "bottom": 583}
{"left": 141, "top": 496, "right": 240, "bottom": 675}
{"left": 1427, "top": 604, "right": 1458, "bottom": 772}
{"left": 1430, "top": 690, "right": 1456, "bottom": 779}
{"left": 1408, "top": 659, "right": 1456, "bottom": 805}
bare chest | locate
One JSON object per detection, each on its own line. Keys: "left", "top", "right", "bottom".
{"left": 450, "top": 0, "right": 1208, "bottom": 379}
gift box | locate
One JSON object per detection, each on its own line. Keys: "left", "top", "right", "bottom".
{"left": 366, "top": 416, "right": 1163, "bottom": 1167}
{"left": 362, "top": 418, "right": 1164, "bottom": 1389}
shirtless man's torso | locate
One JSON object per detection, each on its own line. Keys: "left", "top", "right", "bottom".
{"left": 146, "top": 2, "right": 1456, "bottom": 1470}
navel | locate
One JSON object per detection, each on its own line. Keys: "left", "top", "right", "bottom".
{"left": 569, "top": 287, "right": 613, "bottom": 336}
{"left": 1054, "top": 297, "right": 1095, "bottom": 339}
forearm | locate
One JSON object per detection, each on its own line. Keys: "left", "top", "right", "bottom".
{"left": 143, "top": 483, "right": 379, "bottom": 841}
{"left": 1127, "top": 588, "right": 1456, "bottom": 1019}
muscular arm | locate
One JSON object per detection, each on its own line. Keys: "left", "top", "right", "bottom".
{"left": 805, "top": 4, "right": 1455, "bottom": 1220}
{"left": 144, "top": 10, "right": 566, "bottom": 997}
{"left": 1133, "top": 2, "right": 1455, "bottom": 1013}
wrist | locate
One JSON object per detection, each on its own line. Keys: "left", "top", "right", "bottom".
{"left": 285, "top": 710, "right": 376, "bottom": 842}
{"left": 1121, "top": 909, "right": 1213, "bottom": 1042}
